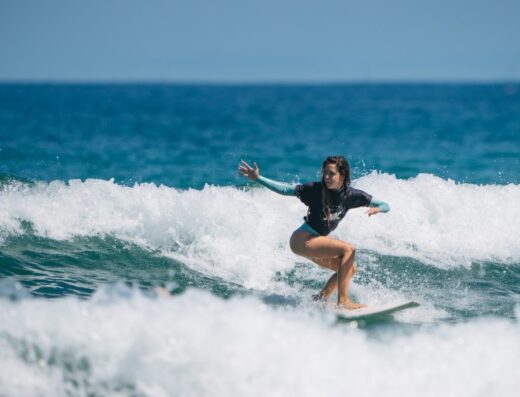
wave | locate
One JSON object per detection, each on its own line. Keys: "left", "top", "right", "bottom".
{"left": 0, "top": 236, "right": 248, "bottom": 300}
{"left": 0, "top": 173, "right": 33, "bottom": 187}
{"left": 352, "top": 172, "right": 520, "bottom": 266}
{"left": 2, "top": 236, "right": 517, "bottom": 320}
{"left": 1, "top": 174, "right": 519, "bottom": 289}
{"left": 0, "top": 288, "right": 518, "bottom": 397}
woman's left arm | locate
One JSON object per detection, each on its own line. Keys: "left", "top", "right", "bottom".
{"left": 366, "top": 198, "right": 390, "bottom": 216}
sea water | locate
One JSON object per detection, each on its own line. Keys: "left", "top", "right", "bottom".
{"left": 0, "top": 83, "right": 519, "bottom": 396}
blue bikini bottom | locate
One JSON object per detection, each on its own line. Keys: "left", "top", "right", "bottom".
{"left": 295, "top": 222, "right": 320, "bottom": 236}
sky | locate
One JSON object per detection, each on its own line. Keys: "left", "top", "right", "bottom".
{"left": 0, "top": 0, "right": 519, "bottom": 82}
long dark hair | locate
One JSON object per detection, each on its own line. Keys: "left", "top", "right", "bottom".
{"left": 321, "top": 156, "right": 351, "bottom": 224}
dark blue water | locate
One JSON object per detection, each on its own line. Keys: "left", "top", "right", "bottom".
{"left": 0, "top": 83, "right": 519, "bottom": 396}
{"left": 1, "top": 83, "right": 519, "bottom": 188}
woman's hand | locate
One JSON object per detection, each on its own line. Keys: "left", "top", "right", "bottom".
{"left": 366, "top": 207, "right": 381, "bottom": 217}
{"left": 238, "top": 160, "right": 260, "bottom": 181}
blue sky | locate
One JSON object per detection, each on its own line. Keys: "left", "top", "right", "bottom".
{"left": 1, "top": 0, "right": 519, "bottom": 81}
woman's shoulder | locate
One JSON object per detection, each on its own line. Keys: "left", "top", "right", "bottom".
{"left": 297, "top": 181, "right": 322, "bottom": 190}
{"left": 343, "top": 185, "right": 373, "bottom": 203}
{"left": 345, "top": 185, "right": 364, "bottom": 194}
{"left": 295, "top": 181, "right": 322, "bottom": 201}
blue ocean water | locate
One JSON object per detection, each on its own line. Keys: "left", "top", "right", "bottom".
{"left": 1, "top": 83, "right": 519, "bottom": 396}
{"left": 1, "top": 83, "right": 519, "bottom": 187}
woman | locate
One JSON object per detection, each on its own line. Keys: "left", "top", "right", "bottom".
{"left": 238, "top": 156, "right": 390, "bottom": 310}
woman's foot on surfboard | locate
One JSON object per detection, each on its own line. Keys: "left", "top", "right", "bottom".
{"left": 338, "top": 300, "right": 367, "bottom": 310}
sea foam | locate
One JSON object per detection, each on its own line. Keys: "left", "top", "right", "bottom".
{"left": 351, "top": 172, "right": 520, "bottom": 266}
{"left": 0, "top": 288, "right": 518, "bottom": 397}
{"left": 0, "top": 174, "right": 519, "bottom": 290}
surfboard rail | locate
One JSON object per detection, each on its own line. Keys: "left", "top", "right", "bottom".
{"left": 336, "top": 301, "right": 419, "bottom": 320}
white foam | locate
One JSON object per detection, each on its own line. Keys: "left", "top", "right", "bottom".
{"left": 346, "top": 172, "right": 520, "bottom": 267}
{"left": 0, "top": 179, "right": 302, "bottom": 292}
{"left": 0, "top": 175, "right": 519, "bottom": 292}
{"left": 0, "top": 290, "right": 518, "bottom": 397}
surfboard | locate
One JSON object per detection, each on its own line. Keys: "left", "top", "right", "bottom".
{"left": 336, "top": 301, "right": 419, "bottom": 320}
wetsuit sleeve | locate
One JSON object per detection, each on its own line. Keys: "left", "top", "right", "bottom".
{"left": 368, "top": 198, "right": 390, "bottom": 213}
{"left": 256, "top": 175, "right": 296, "bottom": 196}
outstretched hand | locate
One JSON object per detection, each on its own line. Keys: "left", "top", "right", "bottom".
{"left": 366, "top": 207, "right": 381, "bottom": 217}
{"left": 238, "top": 160, "right": 259, "bottom": 181}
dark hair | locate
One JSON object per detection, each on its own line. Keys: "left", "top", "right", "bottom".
{"left": 321, "top": 156, "right": 350, "bottom": 225}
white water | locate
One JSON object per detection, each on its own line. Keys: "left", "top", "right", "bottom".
{"left": 1, "top": 174, "right": 519, "bottom": 291}
{"left": 0, "top": 288, "right": 518, "bottom": 397}
{"left": 352, "top": 172, "right": 520, "bottom": 267}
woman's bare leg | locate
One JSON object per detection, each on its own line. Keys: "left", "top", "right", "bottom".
{"left": 313, "top": 263, "right": 358, "bottom": 301}
{"left": 314, "top": 272, "right": 337, "bottom": 301}
{"left": 290, "top": 231, "right": 365, "bottom": 309}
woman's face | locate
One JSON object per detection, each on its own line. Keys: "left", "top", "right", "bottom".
{"left": 322, "top": 163, "right": 344, "bottom": 190}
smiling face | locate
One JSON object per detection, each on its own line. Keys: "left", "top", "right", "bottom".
{"left": 322, "top": 163, "right": 345, "bottom": 190}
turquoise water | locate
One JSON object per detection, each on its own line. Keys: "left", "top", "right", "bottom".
{"left": 1, "top": 83, "right": 519, "bottom": 396}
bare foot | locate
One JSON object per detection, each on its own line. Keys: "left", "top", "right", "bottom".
{"left": 338, "top": 300, "right": 367, "bottom": 310}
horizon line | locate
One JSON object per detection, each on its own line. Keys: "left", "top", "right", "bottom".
{"left": 0, "top": 78, "right": 519, "bottom": 86}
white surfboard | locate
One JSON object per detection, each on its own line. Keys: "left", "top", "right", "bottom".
{"left": 336, "top": 301, "right": 419, "bottom": 320}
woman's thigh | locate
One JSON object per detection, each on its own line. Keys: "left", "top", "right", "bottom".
{"left": 309, "top": 256, "right": 341, "bottom": 272}
{"left": 290, "top": 231, "right": 355, "bottom": 267}
{"left": 309, "top": 257, "right": 358, "bottom": 274}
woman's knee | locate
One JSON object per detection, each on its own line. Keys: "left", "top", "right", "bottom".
{"left": 340, "top": 243, "right": 356, "bottom": 259}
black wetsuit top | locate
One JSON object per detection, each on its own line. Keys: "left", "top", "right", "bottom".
{"left": 295, "top": 182, "right": 373, "bottom": 236}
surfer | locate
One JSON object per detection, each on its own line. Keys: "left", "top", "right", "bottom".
{"left": 239, "top": 156, "right": 390, "bottom": 310}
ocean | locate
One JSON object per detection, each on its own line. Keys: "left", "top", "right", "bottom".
{"left": 1, "top": 83, "right": 519, "bottom": 396}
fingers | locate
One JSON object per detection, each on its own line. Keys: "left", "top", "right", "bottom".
{"left": 366, "top": 208, "right": 380, "bottom": 217}
{"left": 240, "top": 160, "right": 253, "bottom": 171}
{"left": 238, "top": 160, "right": 259, "bottom": 180}
{"left": 238, "top": 160, "right": 249, "bottom": 175}
{"left": 238, "top": 160, "right": 257, "bottom": 179}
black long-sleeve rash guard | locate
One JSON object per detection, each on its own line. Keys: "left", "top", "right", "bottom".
{"left": 255, "top": 175, "right": 390, "bottom": 236}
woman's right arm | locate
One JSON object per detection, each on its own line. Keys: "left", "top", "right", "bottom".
{"left": 238, "top": 160, "right": 296, "bottom": 196}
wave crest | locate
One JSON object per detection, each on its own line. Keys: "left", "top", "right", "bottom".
{"left": 1, "top": 174, "right": 519, "bottom": 284}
